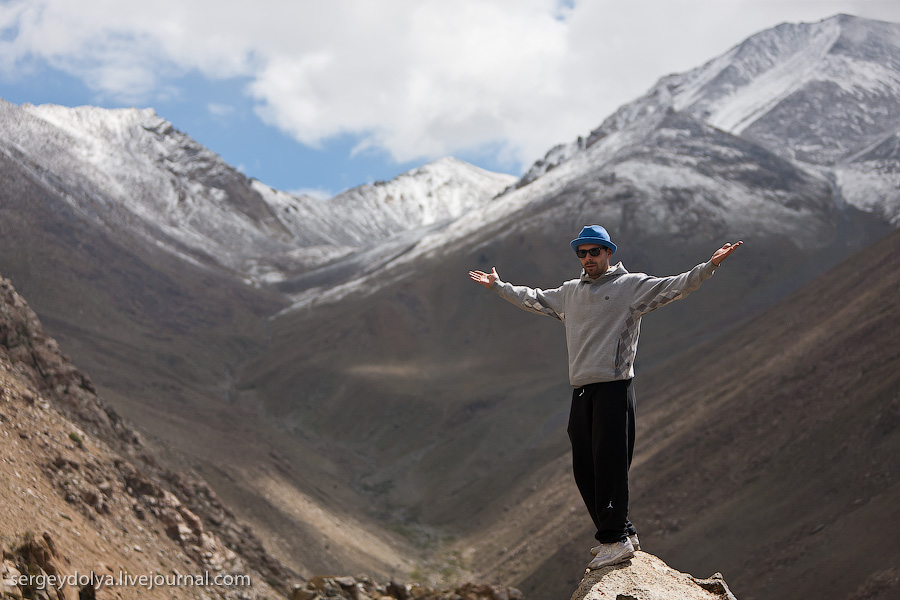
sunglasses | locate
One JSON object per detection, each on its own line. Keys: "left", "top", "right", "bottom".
{"left": 575, "top": 247, "right": 609, "bottom": 258}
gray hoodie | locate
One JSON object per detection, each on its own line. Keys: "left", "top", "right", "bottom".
{"left": 491, "top": 260, "right": 717, "bottom": 387}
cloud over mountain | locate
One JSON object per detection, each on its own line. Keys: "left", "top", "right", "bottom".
{"left": 5, "top": 1, "right": 900, "bottom": 172}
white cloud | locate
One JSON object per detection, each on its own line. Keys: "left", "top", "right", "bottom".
{"left": 207, "top": 102, "right": 235, "bottom": 118}
{"left": 2, "top": 0, "right": 900, "bottom": 170}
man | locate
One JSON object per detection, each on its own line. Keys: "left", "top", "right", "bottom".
{"left": 468, "top": 225, "right": 741, "bottom": 570}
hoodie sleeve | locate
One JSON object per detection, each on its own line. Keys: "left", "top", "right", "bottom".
{"left": 491, "top": 280, "right": 567, "bottom": 322}
{"left": 609, "top": 260, "right": 717, "bottom": 379}
{"left": 628, "top": 260, "right": 717, "bottom": 317}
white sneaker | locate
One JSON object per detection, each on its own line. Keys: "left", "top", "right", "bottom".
{"left": 591, "top": 534, "right": 639, "bottom": 555}
{"left": 628, "top": 534, "right": 641, "bottom": 551}
{"left": 587, "top": 538, "right": 634, "bottom": 570}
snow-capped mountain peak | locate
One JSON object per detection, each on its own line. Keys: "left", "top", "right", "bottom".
{"left": 327, "top": 157, "right": 516, "bottom": 239}
{"left": 517, "top": 14, "right": 900, "bottom": 224}
{"left": 670, "top": 14, "right": 900, "bottom": 138}
{"left": 1, "top": 100, "right": 514, "bottom": 283}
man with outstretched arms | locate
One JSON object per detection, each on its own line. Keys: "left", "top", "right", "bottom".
{"left": 468, "top": 225, "right": 741, "bottom": 570}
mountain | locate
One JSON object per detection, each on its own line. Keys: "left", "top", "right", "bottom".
{"left": 0, "top": 94, "right": 525, "bottom": 583}
{"left": 233, "top": 13, "right": 900, "bottom": 597}
{"left": 0, "top": 99, "right": 431, "bottom": 581}
{"left": 522, "top": 14, "right": 900, "bottom": 224}
{"left": 1, "top": 100, "right": 515, "bottom": 284}
{"left": 274, "top": 14, "right": 900, "bottom": 317}
{"left": 1, "top": 12, "right": 899, "bottom": 600}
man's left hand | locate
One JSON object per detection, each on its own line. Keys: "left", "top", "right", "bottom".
{"left": 711, "top": 241, "right": 743, "bottom": 266}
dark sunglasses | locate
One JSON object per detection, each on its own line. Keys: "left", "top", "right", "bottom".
{"left": 575, "top": 247, "right": 609, "bottom": 258}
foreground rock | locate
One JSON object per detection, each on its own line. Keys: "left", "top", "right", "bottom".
{"left": 571, "top": 552, "right": 736, "bottom": 600}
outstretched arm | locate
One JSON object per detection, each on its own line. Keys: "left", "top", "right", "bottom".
{"left": 468, "top": 267, "right": 566, "bottom": 321}
{"left": 711, "top": 241, "right": 743, "bottom": 266}
{"left": 468, "top": 267, "right": 500, "bottom": 289}
{"left": 626, "top": 241, "right": 744, "bottom": 319}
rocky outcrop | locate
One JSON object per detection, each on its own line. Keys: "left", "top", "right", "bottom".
{"left": 0, "top": 275, "right": 134, "bottom": 444}
{"left": 570, "top": 552, "right": 737, "bottom": 600}
{"left": 2, "top": 532, "right": 77, "bottom": 600}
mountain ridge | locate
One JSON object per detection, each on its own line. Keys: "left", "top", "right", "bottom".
{"left": 2, "top": 99, "right": 515, "bottom": 284}
{"left": 519, "top": 14, "right": 900, "bottom": 224}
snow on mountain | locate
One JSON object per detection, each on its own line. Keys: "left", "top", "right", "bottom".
{"left": 671, "top": 18, "right": 845, "bottom": 133}
{"left": 0, "top": 100, "right": 514, "bottom": 283}
{"left": 330, "top": 157, "right": 517, "bottom": 240}
{"left": 251, "top": 157, "right": 516, "bottom": 249}
{"left": 280, "top": 109, "right": 837, "bottom": 312}
{"left": 674, "top": 14, "right": 900, "bottom": 167}
{"left": 1, "top": 100, "right": 306, "bottom": 277}
{"left": 519, "top": 14, "right": 900, "bottom": 224}
{"left": 835, "top": 129, "right": 900, "bottom": 224}
{"left": 280, "top": 15, "right": 900, "bottom": 312}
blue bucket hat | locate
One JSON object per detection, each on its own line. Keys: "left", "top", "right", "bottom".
{"left": 570, "top": 225, "right": 617, "bottom": 254}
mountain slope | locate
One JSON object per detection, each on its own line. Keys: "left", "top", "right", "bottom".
{"left": 0, "top": 112, "right": 422, "bottom": 582}
{"left": 0, "top": 273, "right": 288, "bottom": 599}
{"left": 631, "top": 229, "right": 900, "bottom": 600}
{"left": 0, "top": 274, "right": 529, "bottom": 600}
{"left": 469, "top": 227, "right": 900, "bottom": 600}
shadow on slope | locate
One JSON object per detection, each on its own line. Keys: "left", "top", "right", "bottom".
{"left": 631, "top": 228, "right": 900, "bottom": 600}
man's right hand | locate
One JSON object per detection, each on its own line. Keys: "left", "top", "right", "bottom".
{"left": 468, "top": 267, "right": 500, "bottom": 289}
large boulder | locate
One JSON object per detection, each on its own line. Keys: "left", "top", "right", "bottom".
{"left": 570, "top": 552, "right": 736, "bottom": 600}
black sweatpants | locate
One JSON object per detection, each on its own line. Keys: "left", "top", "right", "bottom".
{"left": 567, "top": 379, "right": 638, "bottom": 543}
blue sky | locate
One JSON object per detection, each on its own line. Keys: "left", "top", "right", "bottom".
{"left": 2, "top": 1, "right": 899, "bottom": 197}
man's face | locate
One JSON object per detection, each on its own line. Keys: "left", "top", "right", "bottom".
{"left": 577, "top": 244, "right": 612, "bottom": 278}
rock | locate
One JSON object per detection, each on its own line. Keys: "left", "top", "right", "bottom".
{"left": 291, "top": 586, "right": 319, "bottom": 600}
{"left": 7, "top": 532, "right": 78, "bottom": 600}
{"left": 386, "top": 580, "right": 411, "bottom": 600}
{"left": 570, "top": 552, "right": 737, "bottom": 600}
{"left": 1, "top": 560, "right": 23, "bottom": 597}
{"left": 97, "top": 481, "right": 113, "bottom": 498}
{"left": 692, "top": 573, "right": 738, "bottom": 600}
{"left": 457, "top": 582, "right": 524, "bottom": 600}
{"left": 0, "top": 277, "right": 132, "bottom": 445}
